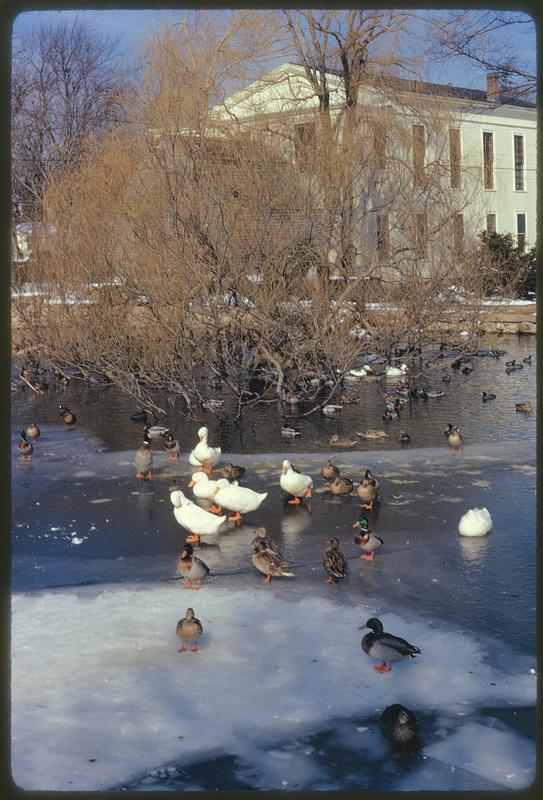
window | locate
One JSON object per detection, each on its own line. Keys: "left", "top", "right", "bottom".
{"left": 413, "top": 125, "right": 426, "bottom": 187}
{"left": 376, "top": 214, "right": 389, "bottom": 260}
{"left": 449, "top": 128, "right": 461, "bottom": 188}
{"left": 294, "top": 122, "right": 316, "bottom": 162}
{"left": 415, "top": 213, "right": 427, "bottom": 258}
{"left": 486, "top": 213, "right": 497, "bottom": 234}
{"left": 482, "top": 131, "right": 494, "bottom": 190}
{"left": 453, "top": 214, "right": 464, "bottom": 259}
{"left": 517, "top": 213, "right": 526, "bottom": 252}
{"left": 373, "top": 122, "right": 386, "bottom": 170}
{"left": 514, "top": 135, "right": 525, "bottom": 191}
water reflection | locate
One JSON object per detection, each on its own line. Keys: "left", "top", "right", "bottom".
{"left": 458, "top": 535, "right": 491, "bottom": 567}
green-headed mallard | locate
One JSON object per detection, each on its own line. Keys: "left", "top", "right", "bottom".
{"left": 329, "top": 476, "right": 354, "bottom": 495}
{"left": 523, "top": 355, "right": 532, "bottom": 365}
{"left": 162, "top": 432, "right": 180, "bottom": 460}
{"left": 322, "top": 537, "right": 348, "bottom": 584}
{"left": 379, "top": 704, "right": 420, "bottom": 746}
{"left": 329, "top": 434, "right": 358, "bottom": 447}
{"left": 422, "top": 387, "right": 444, "bottom": 399}
{"left": 357, "top": 474, "right": 378, "bottom": 511}
{"left": 515, "top": 402, "right": 532, "bottom": 413}
{"left": 353, "top": 515, "right": 383, "bottom": 560}
{"left": 176, "top": 543, "right": 209, "bottom": 589}
{"left": 251, "top": 538, "right": 294, "bottom": 584}
{"left": 281, "top": 424, "right": 301, "bottom": 438}
{"left": 444, "top": 423, "right": 463, "bottom": 449}
{"left": 322, "top": 404, "right": 343, "bottom": 416}
{"left": 59, "top": 404, "right": 76, "bottom": 426}
{"left": 17, "top": 430, "right": 33, "bottom": 461}
{"left": 321, "top": 460, "right": 340, "bottom": 482}
{"left": 134, "top": 434, "right": 153, "bottom": 480}
{"left": 176, "top": 607, "right": 203, "bottom": 652}
{"left": 26, "top": 422, "right": 40, "bottom": 440}
{"left": 220, "top": 462, "right": 246, "bottom": 482}
{"left": 359, "top": 617, "right": 421, "bottom": 672}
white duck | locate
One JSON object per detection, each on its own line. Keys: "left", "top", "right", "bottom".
{"left": 213, "top": 478, "right": 268, "bottom": 526}
{"left": 170, "top": 489, "right": 227, "bottom": 544}
{"left": 348, "top": 365, "right": 373, "bottom": 378}
{"left": 280, "top": 459, "right": 313, "bottom": 506}
{"left": 188, "top": 471, "right": 227, "bottom": 513}
{"left": 458, "top": 507, "right": 493, "bottom": 537}
{"left": 385, "top": 363, "right": 409, "bottom": 378}
{"left": 189, "top": 426, "right": 221, "bottom": 474}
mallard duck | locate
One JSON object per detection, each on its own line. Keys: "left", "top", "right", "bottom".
{"left": 170, "top": 488, "right": 226, "bottom": 544}
{"left": 220, "top": 462, "right": 246, "bottom": 481}
{"left": 281, "top": 425, "right": 301, "bottom": 438}
{"left": 444, "top": 423, "right": 463, "bottom": 449}
{"left": 213, "top": 478, "right": 268, "bottom": 526}
{"left": 458, "top": 507, "right": 493, "bottom": 537}
{"left": 362, "top": 469, "right": 381, "bottom": 490}
{"left": 353, "top": 515, "right": 383, "bottom": 560}
{"left": 357, "top": 430, "right": 388, "bottom": 439}
{"left": 163, "top": 432, "right": 180, "bottom": 460}
{"left": 134, "top": 435, "right": 153, "bottom": 480}
{"left": 130, "top": 410, "right": 148, "bottom": 422}
{"left": 348, "top": 365, "right": 373, "bottom": 378}
{"left": 385, "top": 364, "right": 408, "bottom": 378}
{"left": 481, "top": 392, "right": 496, "bottom": 402}
{"left": 187, "top": 471, "right": 224, "bottom": 512}
{"left": 280, "top": 460, "right": 313, "bottom": 505}
{"left": 398, "top": 430, "right": 411, "bottom": 444}
{"left": 189, "top": 426, "right": 221, "bottom": 473}
{"left": 17, "top": 430, "right": 33, "bottom": 461}
{"left": 379, "top": 704, "right": 419, "bottom": 746}
{"left": 321, "top": 460, "right": 340, "bottom": 481}
{"left": 357, "top": 474, "right": 379, "bottom": 511}
{"left": 461, "top": 364, "right": 474, "bottom": 375}
{"left": 359, "top": 617, "right": 421, "bottom": 672}
{"left": 176, "top": 542, "right": 209, "bottom": 589}
{"left": 382, "top": 408, "right": 398, "bottom": 421}
{"left": 329, "top": 476, "right": 354, "bottom": 495}
{"left": 339, "top": 394, "right": 360, "bottom": 405}
{"left": 26, "top": 422, "right": 40, "bottom": 440}
{"left": 515, "top": 401, "right": 532, "bottom": 413}
{"left": 176, "top": 608, "right": 203, "bottom": 652}
{"left": 422, "top": 387, "right": 444, "bottom": 399}
{"left": 322, "top": 537, "right": 348, "bottom": 584}
{"left": 143, "top": 423, "right": 170, "bottom": 439}
{"left": 523, "top": 355, "right": 532, "bottom": 365}
{"left": 329, "top": 434, "right": 358, "bottom": 447}
{"left": 251, "top": 538, "right": 294, "bottom": 583}
{"left": 251, "top": 527, "right": 283, "bottom": 558}
{"left": 442, "top": 373, "right": 451, "bottom": 384}
{"left": 322, "top": 404, "right": 343, "bottom": 416}
{"left": 59, "top": 405, "right": 77, "bottom": 426}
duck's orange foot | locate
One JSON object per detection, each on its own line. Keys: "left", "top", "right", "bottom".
{"left": 136, "top": 472, "right": 144, "bottom": 480}
{"left": 209, "top": 503, "right": 223, "bottom": 514}
{"left": 228, "top": 512, "right": 242, "bottom": 527}
{"left": 146, "top": 472, "right": 153, "bottom": 480}
{"left": 168, "top": 455, "right": 178, "bottom": 461}
{"left": 263, "top": 575, "right": 272, "bottom": 584}
{"left": 362, "top": 554, "right": 375, "bottom": 561}
{"left": 190, "top": 646, "right": 201, "bottom": 652}
{"left": 360, "top": 503, "right": 372, "bottom": 510}
{"left": 305, "top": 503, "right": 313, "bottom": 514}
{"left": 202, "top": 464, "right": 214, "bottom": 475}
{"left": 288, "top": 497, "right": 301, "bottom": 505}
{"left": 305, "top": 487, "right": 313, "bottom": 499}
{"left": 373, "top": 664, "right": 391, "bottom": 672}
{"left": 325, "top": 577, "right": 336, "bottom": 585}
{"left": 183, "top": 581, "right": 194, "bottom": 589}
{"left": 178, "top": 645, "right": 187, "bottom": 652}
{"left": 186, "top": 534, "right": 200, "bottom": 545}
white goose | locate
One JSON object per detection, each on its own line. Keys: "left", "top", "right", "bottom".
{"left": 458, "top": 508, "right": 493, "bottom": 537}
{"left": 280, "top": 459, "right": 313, "bottom": 506}
{"left": 189, "top": 426, "right": 221, "bottom": 473}
{"left": 170, "top": 489, "right": 226, "bottom": 544}
{"left": 213, "top": 478, "right": 268, "bottom": 527}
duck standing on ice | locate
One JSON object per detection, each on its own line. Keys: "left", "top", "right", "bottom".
{"left": 359, "top": 618, "right": 421, "bottom": 672}
{"left": 212, "top": 478, "right": 268, "bottom": 527}
{"left": 134, "top": 434, "right": 153, "bottom": 480}
{"left": 189, "top": 426, "right": 221, "bottom": 474}
{"left": 280, "top": 459, "right": 313, "bottom": 508}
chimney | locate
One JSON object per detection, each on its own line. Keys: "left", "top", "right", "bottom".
{"left": 486, "top": 72, "right": 500, "bottom": 102}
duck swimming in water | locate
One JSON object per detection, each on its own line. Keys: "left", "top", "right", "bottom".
{"left": 59, "top": 405, "right": 76, "bottom": 426}
{"left": 359, "top": 617, "right": 421, "bottom": 672}
{"left": 379, "top": 704, "right": 420, "bottom": 746}
{"left": 17, "top": 430, "right": 33, "bottom": 461}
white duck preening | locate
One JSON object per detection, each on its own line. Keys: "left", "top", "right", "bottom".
{"left": 170, "top": 488, "right": 227, "bottom": 545}
{"left": 189, "top": 426, "right": 221, "bottom": 474}
{"left": 212, "top": 478, "right": 268, "bottom": 527}
{"left": 385, "top": 363, "right": 409, "bottom": 378}
{"left": 458, "top": 507, "right": 493, "bottom": 537}
{"left": 280, "top": 459, "right": 313, "bottom": 506}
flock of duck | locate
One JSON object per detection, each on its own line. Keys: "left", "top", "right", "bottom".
{"left": 14, "top": 344, "right": 533, "bottom": 748}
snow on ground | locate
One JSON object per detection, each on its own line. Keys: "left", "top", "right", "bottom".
{"left": 11, "top": 585, "right": 536, "bottom": 791}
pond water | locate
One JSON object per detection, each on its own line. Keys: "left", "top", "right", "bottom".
{"left": 10, "top": 334, "right": 537, "bottom": 792}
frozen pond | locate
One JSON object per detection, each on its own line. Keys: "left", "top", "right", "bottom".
{"left": 10, "top": 336, "right": 536, "bottom": 791}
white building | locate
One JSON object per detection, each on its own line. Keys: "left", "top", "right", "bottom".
{"left": 213, "top": 63, "right": 536, "bottom": 276}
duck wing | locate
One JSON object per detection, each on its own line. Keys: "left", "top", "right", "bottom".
{"left": 323, "top": 549, "right": 348, "bottom": 578}
{"left": 378, "top": 632, "right": 421, "bottom": 656}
